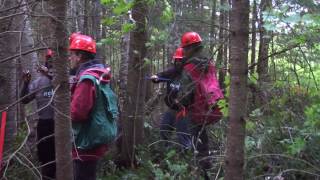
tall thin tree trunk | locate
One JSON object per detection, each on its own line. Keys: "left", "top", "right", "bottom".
{"left": 250, "top": 0, "right": 257, "bottom": 75}
{"left": 217, "top": 0, "right": 226, "bottom": 87}
{"left": 222, "top": 0, "right": 229, "bottom": 89}
{"left": 83, "top": 0, "right": 90, "bottom": 34}
{"left": 117, "top": 33, "right": 130, "bottom": 161}
{"left": 257, "top": 0, "right": 272, "bottom": 106}
{"left": 225, "top": 0, "right": 250, "bottom": 180}
{"left": 46, "top": 0, "right": 73, "bottom": 179}
{"left": 92, "top": 0, "right": 104, "bottom": 59}
{"left": 68, "top": 0, "right": 78, "bottom": 33}
{"left": 120, "top": 0, "right": 148, "bottom": 167}
{"left": 0, "top": 0, "right": 25, "bottom": 149}
{"left": 210, "top": 0, "right": 217, "bottom": 53}
{"left": 20, "top": 1, "right": 40, "bottom": 151}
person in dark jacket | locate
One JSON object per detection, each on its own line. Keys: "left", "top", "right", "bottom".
{"left": 69, "top": 33, "right": 118, "bottom": 180}
{"left": 20, "top": 49, "right": 55, "bottom": 180}
{"left": 150, "top": 48, "right": 192, "bottom": 150}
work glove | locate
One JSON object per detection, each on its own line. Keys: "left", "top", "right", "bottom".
{"left": 150, "top": 75, "right": 159, "bottom": 83}
{"left": 22, "top": 70, "right": 31, "bottom": 83}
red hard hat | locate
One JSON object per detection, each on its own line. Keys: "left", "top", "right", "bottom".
{"left": 69, "top": 32, "right": 81, "bottom": 44}
{"left": 69, "top": 33, "right": 96, "bottom": 54}
{"left": 180, "top": 32, "right": 202, "bottom": 48}
{"left": 173, "top": 47, "right": 184, "bottom": 61}
{"left": 46, "top": 49, "right": 53, "bottom": 59}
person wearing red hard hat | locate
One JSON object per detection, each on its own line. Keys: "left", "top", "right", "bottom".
{"left": 68, "top": 33, "right": 118, "bottom": 180}
{"left": 150, "top": 47, "right": 184, "bottom": 83}
{"left": 172, "top": 47, "right": 184, "bottom": 59}
{"left": 149, "top": 47, "right": 192, "bottom": 151}
{"left": 174, "top": 32, "right": 224, "bottom": 173}
{"left": 20, "top": 48, "right": 56, "bottom": 180}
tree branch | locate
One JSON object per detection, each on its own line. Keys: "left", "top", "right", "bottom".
{"left": 0, "top": 12, "right": 25, "bottom": 21}
{"left": 248, "top": 43, "right": 300, "bottom": 70}
{"left": 0, "top": 85, "right": 51, "bottom": 113}
{"left": 0, "top": 0, "right": 37, "bottom": 13}
{"left": 0, "top": 47, "right": 48, "bottom": 64}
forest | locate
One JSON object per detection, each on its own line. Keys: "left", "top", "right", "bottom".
{"left": 0, "top": 0, "right": 319, "bottom": 179}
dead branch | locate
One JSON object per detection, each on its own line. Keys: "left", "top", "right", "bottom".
{"left": 248, "top": 43, "right": 300, "bottom": 70}
{"left": 0, "top": 12, "right": 25, "bottom": 21}
{"left": 0, "top": 47, "right": 47, "bottom": 64}
{"left": 0, "top": 85, "right": 51, "bottom": 113}
{"left": 0, "top": 1, "right": 36, "bottom": 13}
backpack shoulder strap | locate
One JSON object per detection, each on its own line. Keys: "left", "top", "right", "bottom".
{"left": 79, "top": 74, "right": 97, "bottom": 83}
{"left": 183, "top": 63, "right": 200, "bottom": 80}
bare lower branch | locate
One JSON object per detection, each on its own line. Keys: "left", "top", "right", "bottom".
{"left": 0, "top": 12, "right": 25, "bottom": 21}
{"left": 0, "top": 47, "right": 48, "bottom": 64}
{"left": 248, "top": 43, "right": 300, "bottom": 70}
{"left": 0, "top": 85, "right": 51, "bottom": 113}
{"left": 0, "top": 1, "right": 36, "bottom": 13}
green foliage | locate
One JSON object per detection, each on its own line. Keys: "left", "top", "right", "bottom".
{"left": 287, "top": 137, "right": 306, "bottom": 155}
{"left": 146, "top": 28, "right": 170, "bottom": 49}
{"left": 98, "top": 145, "right": 213, "bottom": 179}
{"left": 101, "top": 0, "right": 115, "bottom": 5}
{"left": 149, "top": 150, "right": 189, "bottom": 180}
{"left": 304, "top": 103, "right": 320, "bottom": 130}
{"left": 245, "top": 77, "right": 320, "bottom": 177}
{"left": 113, "top": 1, "right": 132, "bottom": 15}
{"left": 223, "top": 75, "right": 230, "bottom": 98}
{"left": 121, "top": 23, "right": 136, "bottom": 33}
{"left": 160, "top": 0, "right": 173, "bottom": 23}
{"left": 217, "top": 99, "right": 228, "bottom": 117}
{"left": 100, "top": 0, "right": 173, "bottom": 48}
{"left": 102, "top": 17, "right": 117, "bottom": 26}
{"left": 99, "top": 0, "right": 134, "bottom": 47}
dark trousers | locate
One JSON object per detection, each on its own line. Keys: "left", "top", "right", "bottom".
{"left": 73, "top": 159, "right": 98, "bottom": 180}
{"left": 37, "top": 119, "right": 55, "bottom": 180}
{"left": 160, "top": 110, "right": 192, "bottom": 149}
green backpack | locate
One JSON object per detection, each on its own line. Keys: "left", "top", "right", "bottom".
{"left": 73, "top": 75, "right": 118, "bottom": 150}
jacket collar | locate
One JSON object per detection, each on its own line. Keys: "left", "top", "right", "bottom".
{"left": 76, "top": 59, "right": 105, "bottom": 76}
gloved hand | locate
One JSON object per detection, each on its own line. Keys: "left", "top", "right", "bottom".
{"left": 22, "top": 70, "right": 31, "bottom": 83}
{"left": 37, "top": 65, "right": 49, "bottom": 74}
{"left": 150, "top": 74, "right": 159, "bottom": 83}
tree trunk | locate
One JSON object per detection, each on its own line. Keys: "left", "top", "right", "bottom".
{"left": 120, "top": 0, "right": 148, "bottom": 167}
{"left": 19, "top": 0, "right": 41, "bottom": 151}
{"left": 0, "top": 0, "right": 26, "bottom": 149}
{"left": 250, "top": 0, "right": 257, "bottom": 75}
{"left": 257, "top": 0, "right": 272, "bottom": 106}
{"left": 46, "top": 0, "right": 74, "bottom": 179}
{"left": 91, "top": 0, "right": 104, "bottom": 59}
{"left": 216, "top": 0, "right": 226, "bottom": 88}
{"left": 225, "top": 0, "right": 250, "bottom": 180}
{"left": 67, "top": 0, "right": 78, "bottom": 33}
{"left": 222, "top": 0, "right": 230, "bottom": 89}
{"left": 210, "top": 0, "right": 217, "bottom": 53}
{"left": 116, "top": 33, "right": 129, "bottom": 163}
{"left": 83, "top": 0, "right": 90, "bottom": 35}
